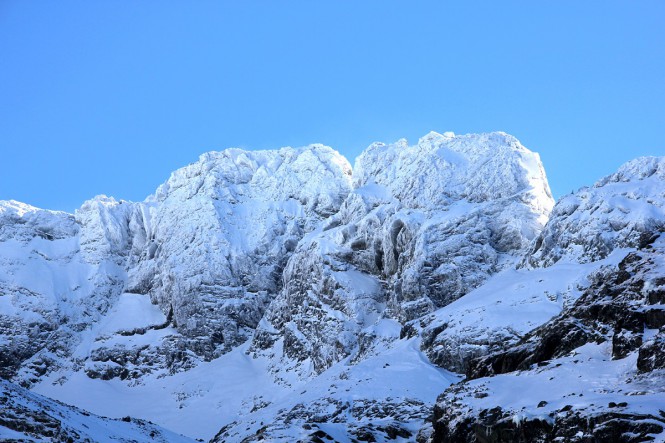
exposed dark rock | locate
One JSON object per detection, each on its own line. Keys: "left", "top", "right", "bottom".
{"left": 432, "top": 404, "right": 665, "bottom": 443}
{"left": 468, "top": 250, "right": 658, "bottom": 380}
{"left": 637, "top": 333, "right": 665, "bottom": 372}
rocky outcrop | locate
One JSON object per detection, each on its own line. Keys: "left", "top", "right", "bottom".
{"left": 523, "top": 156, "right": 665, "bottom": 268}
{"left": 213, "top": 397, "right": 426, "bottom": 443}
{"left": 416, "top": 257, "right": 610, "bottom": 374}
{"left": 130, "top": 146, "right": 353, "bottom": 362}
{"left": 0, "top": 198, "right": 137, "bottom": 385}
{"left": 428, "top": 157, "right": 665, "bottom": 442}
{"left": 429, "top": 238, "right": 665, "bottom": 442}
{"left": 467, "top": 246, "right": 661, "bottom": 379}
{"left": 432, "top": 403, "right": 665, "bottom": 443}
{"left": 347, "top": 131, "right": 552, "bottom": 315}
{"left": 252, "top": 131, "right": 553, "bottom": 375}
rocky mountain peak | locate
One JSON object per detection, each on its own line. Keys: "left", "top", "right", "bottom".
{"left": 523, "top": 155, "right": 665, "bottom": 268}
{"left": 596, "top": 155, "right": 665, "bottom": 186}
{"left": 353, "top": 131, "right": 553, "bottom": 216}
{"left": 251, "top": 132, "right": 555, "bottom": 378}
{"left": 152, "top": 144, "right": 352, "bottom": 217}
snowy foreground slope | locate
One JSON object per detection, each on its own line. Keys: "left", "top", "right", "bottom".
{"left": 1, "top": 132, "right": 664, "bottom": 442}
{"left": 0, "top": 379, "right": 194, "bottom": 443}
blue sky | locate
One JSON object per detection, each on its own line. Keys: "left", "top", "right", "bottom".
{"left": 1, "top": 1, "right": 664, "bottom": 212}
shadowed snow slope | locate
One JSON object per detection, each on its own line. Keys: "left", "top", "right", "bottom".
{"left": 0, "top": 379, "right": 194, "bottom": 442}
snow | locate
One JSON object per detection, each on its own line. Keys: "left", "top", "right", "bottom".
{"left": 34, "top": 335, "right": 456, "bottom": 441}
{"left": 1, "top": 379, "right": 195, "bottom": 443}
{"left": 96, "top": 293, "right": 167, "bottom": 336}
{"left": 525, "top": 156, "right": 665, "bottom": 267}
{"left": 35, "top": 342, "right": 282, "bottom": 439}
{"left": 421, "top": 247, "right": 632, "bottom": 372}
{"left": 0, "top": 427, "right": 34, "bottom": 441}
{"left": 215, "top": 337, "right": 461, "bottom": 442}
{"left": 354, "top": 131, "right": 553, "bottom": 213}
{"left": 2, "top": 137, "right": 664, "bottom": 441}
{"left": 453, "top": 342, "right": 665, "bottom": 431}
{"left": 370, "top": 318, "right": 402, "bottom": 338}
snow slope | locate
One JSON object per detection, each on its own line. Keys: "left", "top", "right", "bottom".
{"left": 33, "top": 335, "right": 458, "bottom": 442}
{"left": 419, "top": 248, "right": 631, "bottom": 373}
{"left": 213, "top": 335, "right": 460, "bottom": 442}
{"left": 0, "top": 379, "right": 194, "bottom": 443}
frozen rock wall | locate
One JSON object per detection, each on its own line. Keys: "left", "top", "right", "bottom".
{"left": 252, "top": 131, "right": 554, "bottom": 375}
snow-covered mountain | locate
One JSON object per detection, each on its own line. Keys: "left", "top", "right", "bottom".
{"left": 251, "top": 131, "right": 553, "bottom": 378}
{"left": 1, "top": 132, "right": 663, "bottom": 443}
{"left": 429, "top": 158, "right": 665, "bottom": 442}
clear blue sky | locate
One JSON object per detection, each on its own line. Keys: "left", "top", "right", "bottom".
{"left": 1, "top": 1, "right": 664, "bottom": 212}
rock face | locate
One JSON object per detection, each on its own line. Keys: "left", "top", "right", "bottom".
{"left": 416, "top": 257, "right": 612, "bottom": 374}
{"left": 127, "top": 146, "right": 352, "bottom": 362}
{"left": 0, "top": 198, "right": 137, "bottom": 385}
{"left": 467, "top": 246, "right": 664, "bottom": 380}
{"left": 0, "top": 145, "right": 353, "bottom": 386}
{"left": 429, "top": 157, "right": 665, "bottom": 443}
{"left": 251, "top": 131, "right": 553, "bottom": 376}
{"left": 430, "top": 241, "right": 665, "bottom": 442}
{"left": 431, "top": 403, "right": 665, "bottom": 443}
{"left": 523, "top": 156, "right": 665, "bottom": 268}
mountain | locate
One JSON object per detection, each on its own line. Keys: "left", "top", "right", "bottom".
{"left": 1, "top": 146, "right": 353, "bottom": 386}
{"left": 428, "top": 156, "right": 665, "bottom": 442}
{"left": 251, "top": 131, "right": 553, "bottom": 378}
{"left": 0, "top": 132, "right": 663, "bottom": 443}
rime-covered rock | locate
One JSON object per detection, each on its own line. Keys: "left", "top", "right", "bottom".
{"left": 523, "top": 156, "right": 665, "bottom": 268}
{"left": 0, "top": 198, "right": 137, "bottom": 385}
{"left": 252, "top": 131, "right": 553, "bottom": 375}
{"left": 129, "top": 146, "right": 353, "bottom": 360}
{"left": 0, "top": 145, "right": 353, "bottom": 386}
